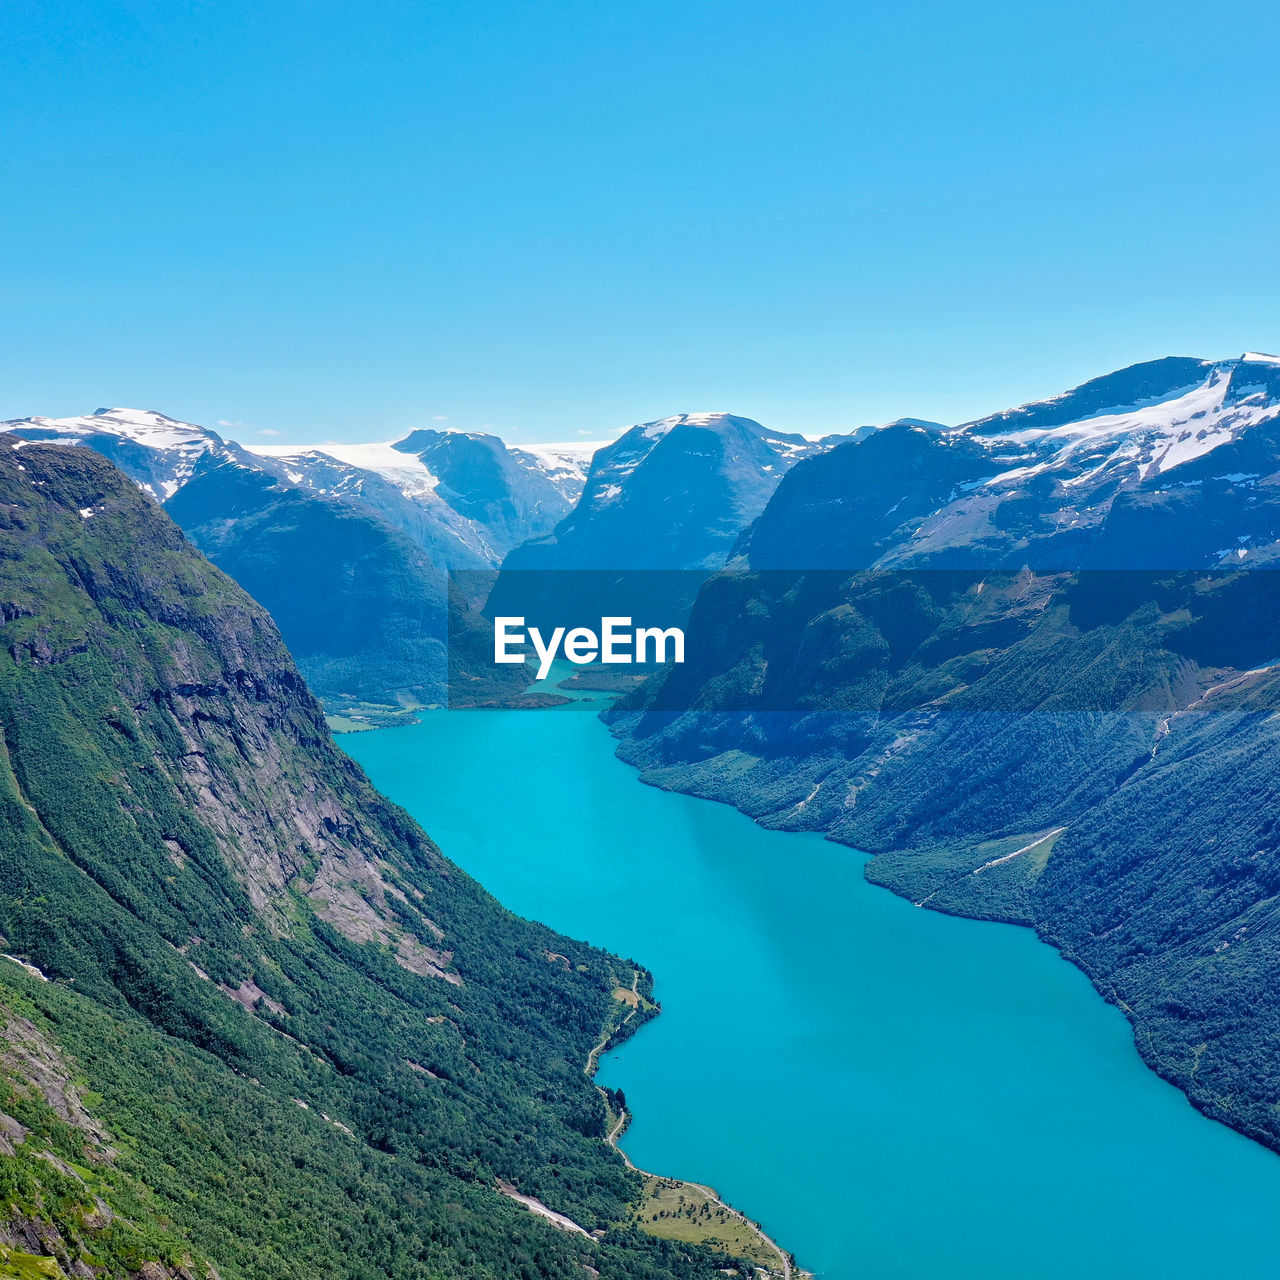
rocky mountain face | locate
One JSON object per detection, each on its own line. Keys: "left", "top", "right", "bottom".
{"left": 503, "top": 413, "right": 823, "bottom": 575}
{"left": 247, "top": 430, "right": 594, "bottom": 566}
{"left": 390, "top": 429, "right": 592, "bottom": 559}
{"left": 0, "top": 435, "right": 738, "bottom": 1280}
{"left": 609, "top": 353, "right": 1280, "bottom": 1154}
{"left": 163, "top": 460, "right": 459, "bottom": 710}
{"left": 2, "top": 410, "right": 598, "bottom": 707}
{"left": 484, "top": 414, "right": 832, "bottom": 660}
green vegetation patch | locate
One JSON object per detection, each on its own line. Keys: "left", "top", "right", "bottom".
{"left": 634, "top": 1177, "right": 788, "bottom": 1277}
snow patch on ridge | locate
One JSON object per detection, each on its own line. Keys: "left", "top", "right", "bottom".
{"left": 248, "top": 440, "right": 442, "bottom": 497}
{"left": 975, "top": 367, "right": 1280, "bottom": 490}
{"left": 512, "top": 440, "right": 607, "bottom": 467}
{"left": 3, "top": 407, "right": 221, "bottom": 498}
{"left": 12, "top": 407, "right": 211, "bottom": 449}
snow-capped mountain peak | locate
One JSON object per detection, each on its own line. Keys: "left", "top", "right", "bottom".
{"left": 848, "top": 353, "right": 1280, "bottom": 570}
{"left": 581, "top": 413, "right": 799, "bottom": 508}
{"left": 507, "top": 441, "right": 607, "bottom": 505}
{"left": 248, "top": 439, "right": 442, "bottom": 499}
{"left": 14, "top": 406, "right": 215, "bottom": 446}
{"left": 245, "top": 429, "right": 603, "bottom": 564}
{"left": 965, "top": 355, "right": 1280, "bottom": 494}
{"left": 633, "top": 411, "right": 785, "bottom": 441}
{"left": 1, "top": 406, "right": 609, "bottom": 569}
{"left": 3, "top": 407, "right": 225, "bottom": 499}
{"left": 500, "top": 410, "right": 840, "bottom": 575}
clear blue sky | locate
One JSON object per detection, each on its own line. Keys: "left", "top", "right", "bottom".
{"left": 3, "top": 0, "right": 1278, "bottom": 443}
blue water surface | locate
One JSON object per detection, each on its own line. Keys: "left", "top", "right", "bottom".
{"left": 345, "top": 701, "right": 1280, "bottom": 1279}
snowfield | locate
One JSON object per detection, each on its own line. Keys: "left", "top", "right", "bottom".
{"left": 967, "top": 356, "right": 1280, "bottom": 492}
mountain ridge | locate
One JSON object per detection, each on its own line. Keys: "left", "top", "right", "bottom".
{"left": 606, "top": 349, "right": 1280, "bottom": 1159}
{"left": 0, "top": 433, "right": 765, "bottom": 1279}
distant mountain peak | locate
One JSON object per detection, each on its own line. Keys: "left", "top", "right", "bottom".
{"left": 3, "top": 408, "right": 597, "bottom": 568}
{"left": 4, "top": 406, "right": 222, "bottom": 499}
{"left": 735, "top": 349, "right": 1280, "bottom": 575}
{"left": 885, "top": 417, "right": 951, "bottom": 432}
{"left": 661, "top": 411, "right": 736, "bottom": 428}
{"left": 962, "top": 355, "right": 1217, "bottom": 437}
{"left": 501, "top": 410, "right": 837, "bottom": 575}
{"left": 635, "top": 411, "right": 777, "bottom": 439}
{"left": 18, "top": 405, "right": 207, "bottom": 433}
{"left": 91, "top": 405, "right": 185, "bottom": 422}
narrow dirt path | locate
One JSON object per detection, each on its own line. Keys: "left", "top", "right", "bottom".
{"left": 585, "top": 969, "right": 641, "bottom": 1077}
{"left": 973, "top": 827, "right": 1067, "bottom": 875}
{"left": 497, "top": 1180, "right": 594, "bottom": 1238}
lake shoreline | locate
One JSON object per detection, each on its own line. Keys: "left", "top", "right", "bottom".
{"left": 590, "top": 968, "right": 802, "bottom": 1278}
{"left": 602, "top": 711, "right": 1280, "bottom": 1165}
{"left": 607, "top": 718, "right": 1280, "bottom": 1162}
{"left": 348, "top": 703, "right": 1280, "bottom": 1280}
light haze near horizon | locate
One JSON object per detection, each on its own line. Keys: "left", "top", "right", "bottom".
{"left": 3, "top": 0, "right": 1279, "bottom": 444}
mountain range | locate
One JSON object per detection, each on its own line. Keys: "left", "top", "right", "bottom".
{"left": 609, "top": 351, "right": 1280, "bottom": 1155}
{"left": 7, "top": 350, "right": 1280, "bottom": 1272}
{"left": 4, "top": 409, "right": 842, "bottom": 711}
{"left": 501, "top": 413, "right": 823, "bottom": 574}
{"left": 2, "top": 410, "right": 600, "bottom": 710}
{"left": 483, "top": 413, "right": 832, "bottom": 667}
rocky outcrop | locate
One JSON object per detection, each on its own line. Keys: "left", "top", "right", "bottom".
{"left": 0, "top": 434, "right": 462, "bottom": 984}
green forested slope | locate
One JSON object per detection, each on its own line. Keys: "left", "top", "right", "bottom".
{"left": 613, "top": 563, "right": 1280, "bottom": 1154}
{"left": 0, "top": 436, "right": 739, "bottom": 1279}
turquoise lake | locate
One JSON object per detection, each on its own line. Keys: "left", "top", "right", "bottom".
{"left": 346, "top": 700, "right": 1280, "bottom": 1279}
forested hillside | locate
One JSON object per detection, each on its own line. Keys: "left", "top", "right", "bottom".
{"left": 610, "top": 357, "right": 1280, "bottom": 1156}
{"left": 0, "top": 435, "right": 746, "bottom": 1279}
